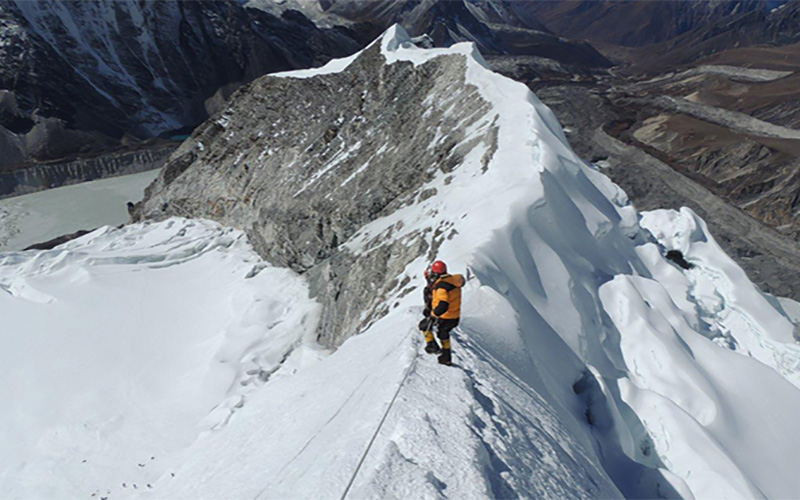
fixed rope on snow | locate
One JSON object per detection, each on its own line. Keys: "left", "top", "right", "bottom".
{"left": 339, "top": 345, "right": 418, "bottom": 500}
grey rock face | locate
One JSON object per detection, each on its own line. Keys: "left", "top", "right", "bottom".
{"left": 136, "top": 41, "right": 497, "bottom": 347}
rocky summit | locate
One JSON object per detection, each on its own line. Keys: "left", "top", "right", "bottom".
{"left": 135, "top": 31, "right": 498, "bottom": 347}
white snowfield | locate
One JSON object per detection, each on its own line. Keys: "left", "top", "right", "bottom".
{"left": 2, "top": 25, "right": 800, "bottom": 500}
{"left": 0, "top": 219, "right": 324, "bottom": 498}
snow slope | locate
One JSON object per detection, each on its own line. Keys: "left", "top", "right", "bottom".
{"left": 0, "top": 219, "right": 322, "bottom": 498}
{"left": 0, "top": 169, "right": 159, "bottom": 252}
{"left": 3, "top": 25, "right": 800, "bottom": 500}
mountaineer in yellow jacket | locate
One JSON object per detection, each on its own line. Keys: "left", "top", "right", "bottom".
{"left": 422, "top": 260, "right": 465, "bottom": 366}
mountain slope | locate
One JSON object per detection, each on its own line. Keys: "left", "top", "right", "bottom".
{"left": 0, "top": 0, "right": 361, "bottom": 169}
{"left": 247, "top": 0, "right": 611, "bottom": 66}
{"left": 133, "top": 25, "right": 800, "bottom": 497}
{"left": 519, "top": 0, "right": 769, "bottom": 47}
{"left": 2, "top": 24, "right": 800, "bottom": 499}
{"left": 517, "top": 0, "right": 800, "bottom": 70}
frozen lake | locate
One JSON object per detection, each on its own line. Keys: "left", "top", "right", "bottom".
{"left": 0, "top": 170, "right": 160, "bottom": 251}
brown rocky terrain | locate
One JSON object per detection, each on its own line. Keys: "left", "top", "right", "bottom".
{"left": 520, "top": 0, "right": 800, "bottom": 71}
{"left": 503, "top": 41, "right": 800, "bottom": 299}
{"left": 608, "top": 55, "right": 800, "bottom": 239}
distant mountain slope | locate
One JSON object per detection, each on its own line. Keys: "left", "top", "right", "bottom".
{"left": 0, "top": 0, "right": 361, "bottom": 170}
{"left": 515, "top": 0, "right": 800, "bottom": 70}
{"left": 248, "top": 0, "right": 612, "bottom": 65}
{"left": 519, "top": 0, "right": 768, "bottom": 47}
{"left": 648, "top": 1, "right": 800, "bottom": 70}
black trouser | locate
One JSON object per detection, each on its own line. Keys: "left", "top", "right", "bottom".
{"left": 435, "top": 318, "right": 459, "bottom": 344}
{"left": 419, "top": 316, "right": 459, "bottom": 348}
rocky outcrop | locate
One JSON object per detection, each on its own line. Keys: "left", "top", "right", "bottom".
{"left": 135, "top": 33, "right": 497, "bottom": 347}
{"left": 0, "top": 145, "right": 176, "bottom": 198}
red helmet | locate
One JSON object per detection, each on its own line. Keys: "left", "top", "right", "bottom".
{"left": 431, "top": 260, "right": 447, "bottom": 274}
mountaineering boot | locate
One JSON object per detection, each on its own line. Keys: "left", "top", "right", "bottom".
{"left": 424, "top": 330, "right": 440, "bottom": 354}
{"left": 438, "top": 338, "right": 452, "bottom": 365}
{"left": 425, "top": 341, "right": 442, "bottom": 354}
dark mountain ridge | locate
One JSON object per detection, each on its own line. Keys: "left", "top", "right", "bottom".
{"left": 250, "top": 0, "right": 613, "bottom": 64}
{"left": 0, "top": 0, "right": 362, "bottom": 171}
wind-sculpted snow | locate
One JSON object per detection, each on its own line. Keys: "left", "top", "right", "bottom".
{"left": 5, "top": 25, "right": 800, "bottom": 499}
{"left": 0, "top": 219, "right": 322, "bottom": 498}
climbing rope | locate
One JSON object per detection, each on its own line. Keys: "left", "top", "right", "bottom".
{"left": 339, "top": 345, "right": 418, "bottom": 500}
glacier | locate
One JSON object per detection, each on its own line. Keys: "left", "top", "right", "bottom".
{"left": 2, "top": 25, "right": 800, "bottom": 499}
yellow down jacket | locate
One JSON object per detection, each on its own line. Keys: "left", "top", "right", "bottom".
{"left": 431, "top": 273, "right": 465, "bottom": 320}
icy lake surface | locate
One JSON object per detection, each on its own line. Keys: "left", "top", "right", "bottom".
{"left": 0, "top": 170, "right": 159, "bottom": 251}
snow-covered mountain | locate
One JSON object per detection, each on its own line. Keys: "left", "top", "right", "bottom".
{"left": 247, "top": 0, "right": 611, "bottom": 67}
{"left": 3, "top": 25, "right": 800, "bottom": 499}
{"left": 0, "top": 0, "right": 361, "bottom": 169}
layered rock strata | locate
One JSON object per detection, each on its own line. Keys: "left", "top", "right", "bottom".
{"left": 135, "top": 36, "right": 498, "bottom": 347}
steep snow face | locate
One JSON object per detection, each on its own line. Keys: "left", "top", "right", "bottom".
{"left": 5, "top": 25, "right": 800, "bottom": 499}
{"left": 613, "top": 208, "right": 800, "bottom": 498}
{"left": 0, "top": 219, "right": 322, "bottom": 498}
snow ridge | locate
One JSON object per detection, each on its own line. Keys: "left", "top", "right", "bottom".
{"left": 345, "top": 25, "right": 800, "bottom": 498}
{"left": 3, "top": 25, "right": 800, "bottom": 500}
{"left": 0, "top": 218, "right": 323, "bottom": 498}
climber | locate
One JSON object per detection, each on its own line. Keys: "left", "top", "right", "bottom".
{"left": 422, "top": 260, "right": 465, "bottom": 366}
